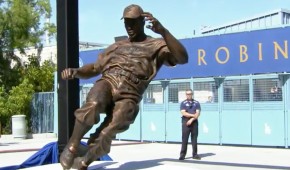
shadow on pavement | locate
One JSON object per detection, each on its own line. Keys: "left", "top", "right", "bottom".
{"left": 94, "top": 158, "right": 290, "bottom": 170}
{"left": 185, "top": 152, "right": 216, "bottom": 159}
{"left": 0, "top": 142, "right": 19, "bottom": 147}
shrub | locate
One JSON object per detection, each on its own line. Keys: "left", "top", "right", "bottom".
{"left": 0, "top": 80, "right": 35, "bottom": 133}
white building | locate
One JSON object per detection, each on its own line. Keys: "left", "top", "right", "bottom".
{"left": 15, "top": 41, "right": 108, "bottom": 65}
{"left": 201, "top": 8, "right": 290, "bottom": 35}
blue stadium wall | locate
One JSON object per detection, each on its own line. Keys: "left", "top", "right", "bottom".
{"left": 77, "top": 26, "right": 290, "bottom": 147}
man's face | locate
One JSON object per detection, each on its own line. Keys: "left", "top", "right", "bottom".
{"left": 186, "top": 91, "right": 193, "bottom": 100}
{"left": 124, "top": 17, "right": 144, "bottom": 41}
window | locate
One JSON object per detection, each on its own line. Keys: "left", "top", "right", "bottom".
{"left": 245, "top": 21, "right": 252, "bottom": 30}
{"left": 265, "top": 16, "right": 272, "bottom": 27}
{"left": 284, "top": 13, "right": 290, "bottom": 24}
{"left": 143, "top": 84, "right": 163, "bottom": 104}
{"left": 239, "top": 23, "right": 246, "bottom": 31}
{"left": 253, "top": 78, "right": 282, "bottom": 101}
{"left": 80, "top": 86, "right": 92, "bottom": 105}
{"left": 231, "top": 24, "right": 239, "bottom": 32}
{"left": 168, "top": 82, "right": 190, "bottom": 103}
{"left": 271, "top": 14, "right": 280, "bottom": 26}
{"left": 251, "top": 19, "right": 259, "bottom": 29}
{"left": 259, "top": 17, "right": 266, "bottom": 28}
{"left": 223, "top": 79, "right": 249, "bottom": 102}
{"left": 193, "top": 81, "right": 218, "bottom": 103}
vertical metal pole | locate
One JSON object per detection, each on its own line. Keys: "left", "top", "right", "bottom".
{"left": 53, "top": 72, "right": 58, "bottom": 135}
{"left": 161, "top": 80, "right": 169, "bottom": 143}
{"left": 249, "top": 75, "right": 253, "bottom": 146}
{"left": 282, "top": 75, "right": 289, "bottom": 148}
{"left": 56, "top": 0, "right": 79, "bottom": 157}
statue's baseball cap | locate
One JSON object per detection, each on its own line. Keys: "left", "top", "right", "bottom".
{"left": 121, "top": 4, "right": 144, "bottom": 19}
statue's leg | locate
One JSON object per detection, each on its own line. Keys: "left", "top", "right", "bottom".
{"left": 60, "top": 80, "right": 112, "bottom": 169}
{"left": 86, "top": 114, "right": 113, "bottom": 145}
{"left": 72, "top": 99, "right": 139, "bottom": 169}
{"left": 60, "top": 102, "right": 96, "bottom": 169}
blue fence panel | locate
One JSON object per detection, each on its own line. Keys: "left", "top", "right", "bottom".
{"left": 84, "top": 114, "right": 106, "bottom": 138}
{"left": 286, "top": 76, "right": 290, "bottom": 148}
{"left": 166, "top": 104, "right": 181, "bottom": 142}
{"left": 117, "top": 113, "right": 141, "bottom": 141}
{"left": 198, "top": 103, "right": 220, "bottom": 144}
{"left": 31, "top": 92, "right": 54, "bottom": 133}
{"left": 142, "top": 103, "right": 165, "bottom": 142}
{"left": 51, "top": 73, "right": 290, "bottom": 147}
{"left": 288, "top": 109, "right": 290, "bottom": 148}
{"left": 221, "top": 102, "right": 251, "bottom": 145}
{"left": 252, "top": 102, "right": 285, "bottom": 146}
{"left": 143, "top": 104, "right": 164, "bottom": 112}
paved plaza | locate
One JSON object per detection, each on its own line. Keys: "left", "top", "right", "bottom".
{"left": 0, "top": 134, "right": 290, "bottom": 170}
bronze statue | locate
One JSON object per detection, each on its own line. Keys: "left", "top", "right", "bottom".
{"left": 60, "top": 4, "right": 188, "bottom": 170}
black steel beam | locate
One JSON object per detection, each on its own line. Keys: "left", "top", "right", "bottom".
{"left": 56, "top": 0, "right": 79, "bottom": 157}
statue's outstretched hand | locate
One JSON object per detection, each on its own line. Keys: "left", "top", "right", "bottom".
{"left": 61, "top": 68, "right": 78, "bottom": 80}
{"left": 142, "top": 12, "right": 166, "bottom": 35}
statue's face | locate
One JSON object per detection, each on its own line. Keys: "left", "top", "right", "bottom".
{"left": 124, "top": 17, "right": 144, "bottom": 41}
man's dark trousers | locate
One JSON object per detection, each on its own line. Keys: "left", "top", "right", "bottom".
{"left": 180, "top": 118, "right": 198, "bottom": 158}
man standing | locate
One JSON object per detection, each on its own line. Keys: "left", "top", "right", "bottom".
{"left": 179, "top": 89, "right": 201, "bottom": 160}
{"left": 60, "top": 4, "right": 188, "bottom": 170}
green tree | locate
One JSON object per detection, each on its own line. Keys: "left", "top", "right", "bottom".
{"left": 23, "top": 55, "right": 55, "bottom": 92}
{"left": 0, "top": 86, "right": 9, "bottom": 133}
{"left": 0, "top": 0, "right": 56, "bottom": 134}
{"left": 0, "top": 0, "right": 56, "bottom": 93}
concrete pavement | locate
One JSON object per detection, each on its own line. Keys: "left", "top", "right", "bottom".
{"left": 0, "top": 134, "right": 290, "bottom": 170}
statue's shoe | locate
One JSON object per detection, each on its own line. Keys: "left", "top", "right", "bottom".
{"left": 72, "top": 157, "right": 88, "bottom": 170}
{"left": 60, "top": 145, "right": 77, "bottom": 169}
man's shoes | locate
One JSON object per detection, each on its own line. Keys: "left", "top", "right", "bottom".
{"left": 178, "top": 156, "right": 185, "bottom": 160}
{"left": 192, "top": 155, "right": 201, "bottom": 160}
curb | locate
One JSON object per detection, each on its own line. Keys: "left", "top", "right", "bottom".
{"left": 0, "top": 133, "right": 57, "bottom": 140}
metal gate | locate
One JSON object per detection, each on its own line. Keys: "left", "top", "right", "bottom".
{"left": 31, "top": 92, "right": 54, "bottom": 133}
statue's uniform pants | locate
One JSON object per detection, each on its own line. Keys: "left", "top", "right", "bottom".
{"left": 67, "top": 78, "right": 140, "bottom": 166}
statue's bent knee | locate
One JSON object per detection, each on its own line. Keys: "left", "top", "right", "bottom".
{"left": 74, "top": 101, "right": 99, "bottom": 126}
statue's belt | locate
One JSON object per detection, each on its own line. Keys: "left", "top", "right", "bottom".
{"left": 104, "top": 69, "right": 144, "bottom": 84}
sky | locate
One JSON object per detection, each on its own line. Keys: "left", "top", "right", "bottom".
{"left": 50, "top": 0, "right": 290, "bottom": 45}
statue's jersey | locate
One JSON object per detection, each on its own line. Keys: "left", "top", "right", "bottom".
{"left": 93, "top": 37, "right": 175, "bottom": 102}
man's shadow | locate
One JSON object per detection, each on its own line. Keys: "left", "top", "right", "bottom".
{"left": 89, "top": 152, "right": 216, "bottom": 170}
{"left": 88, "top": 152, "right": 290, "bottom": 170}
{"left": 185, "top": 152, "right": 215, "bottom": 159}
